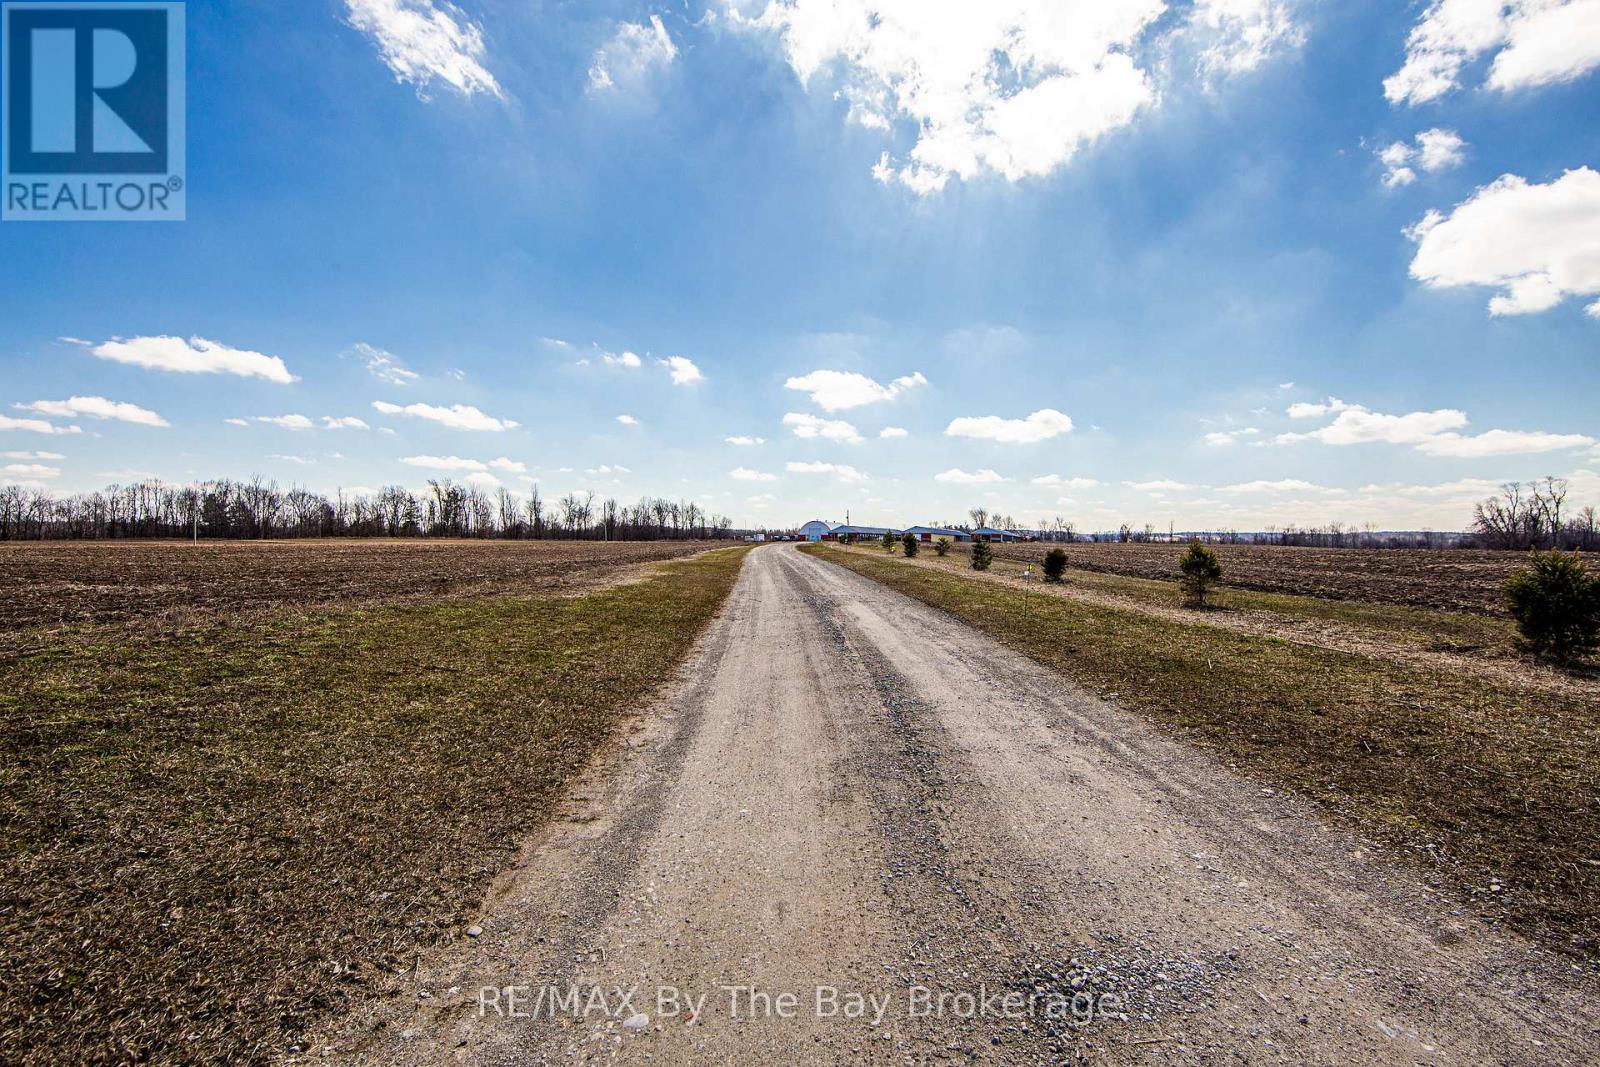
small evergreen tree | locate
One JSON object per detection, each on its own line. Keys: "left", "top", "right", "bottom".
{"left": 933, "top": 537, "right": 951, "bottom": 557}
{"left": 1177, "top": 539, "right": 1223, "bottom": 607}
{"left": 881, "top": 529, "right": 897, "bottom": 553}
{"left": 971, "top": 537, "right": 992, "bottom": 571}
{"left": 1042, "top": 547, "right": 1068, "bottom": 582}
{"left": 1503, "top": 550, "right": 1600, "bottom": 663}
{"left": 902, "top": 532, "right": 919, "bottom": 557}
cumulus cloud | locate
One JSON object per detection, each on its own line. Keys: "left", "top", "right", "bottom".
{"left": 588, "top": 15, "right": 677, "bottom": 92}
{"left": 730, "top": 467, "right": 778, "bottom": 482}
{"left": 344, "top": 0, "right": 502, "bottom": 99}
{"left": 401, "top": 454, "right": 488, "bottom": 471}
{"left": 1407, "top": 168, "right": 1600, "bottom": 316}
{"left": 464, "top": 471, "right": 502, "bottom": 488}
{"left": 878, "top": 426, "right": 909, "bottom": 439}
{"left": 90, "top": 335, "right": 295, "bottom": 383}
{"left": 1, "top": 450, "right": 64, "bottom": 460}
{"left": 18, "top": 396, "right": 168, "bottom": 427}
{"left": 1218, "top": 478, "right": 1330, "bottom": 493}
{"left": 1377, "top": 128, "right": 1465, "bottom": 188}
{"left": 1032, "top": 474, "right": 1098, "bottom": 488}
{"left": 658, "top": 355, "right": 703, "bottom": 385}
{"left": 1280, "top": 399, "right": 1593, "bottom": 458}
{"left": 0, "top": 415, "right": 82, "bottom": 435}
{"left": 371, "top": 400, "right": 518, "bottom": 431}
{"left": 489, "top": 457, "right": 527, "bottom": 473}
{"left": 252, "top": 414, "right": 316, "bottom": 431}
{"left": 934, "top": 467, "right": 1006, "bottom": 484}
{"left": 786, "top": 460, "right": 868, "bottom": 483}
{"left": 616, "top": 414, "right": 640, "bottom": 426}
{"left": 1385, "top": 0, "right": 1600, "bottom": 105}
{"left": 1202, "top": 427, "right": 1260, "bottom": 446}
{"left": 1124, "top": 479, "right": 1196, "bottom": 491}
{"left": 348, "top": 342, "right": 419, "bottom": 385}
{"left": 743, "top": 1, "right": 1299, "bottom": 193}
{"left": 1286, "top": 398, "right": 1356, "bottom": 418}
{"left": 945, "top": 408, "right": 1073, "bottom": 444}
{"left": 784, "top": 369, "right": 927, "bottom": 411}
{"left": 322, "top": 416, "right": 370, "bottom": 430}
{"left": 725, "top": 435, "right": 766, "bottom": 445}
{"left": 784, "top": 412, "right": 864, "bottom": 444}
{"left": 602, "top": 350, "right": 642, "bottom": 368}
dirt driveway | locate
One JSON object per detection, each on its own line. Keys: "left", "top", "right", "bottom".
{"left": 314, "top": 545, "right": 1599, "bottom": 1065}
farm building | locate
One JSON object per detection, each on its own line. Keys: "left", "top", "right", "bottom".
{"left": 903, "top": 525, "right": 971, "bottom": 542}
{"left": 830, "top": 524, "right": 902, "bottom": 540}
{"left": 798, "top": 520, "right": 833, "bottom": 542}
{"left": 971, "top": 526, "right": 1022, "bottom": 542}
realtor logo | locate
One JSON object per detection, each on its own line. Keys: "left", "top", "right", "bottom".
{"left": 3, "top": 1, "right": 185, "bottom": 220}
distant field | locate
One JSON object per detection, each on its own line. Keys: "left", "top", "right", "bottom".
{"left": 0, "top": 539, "right": 721, "bottom": 631}
{"left": 981, "top": 541, "right": 1526, "bottom": 615}
{"left": 0, "top": 540, "right": 750, "bottom": 1064}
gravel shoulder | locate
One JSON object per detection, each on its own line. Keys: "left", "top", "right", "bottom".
{"left": 311, "top": 545, "right": 1600, "bottom": 1065}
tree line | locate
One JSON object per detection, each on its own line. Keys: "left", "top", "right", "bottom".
{"left": 0, "top": 477, "right": 737, "bottom": 541}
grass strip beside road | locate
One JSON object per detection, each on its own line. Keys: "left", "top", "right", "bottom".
{"left": 803, "top": 543, "right": 1600, "bottom": 964}
{"left": 0, "top": 545, "right": 753, "bottom": 1065}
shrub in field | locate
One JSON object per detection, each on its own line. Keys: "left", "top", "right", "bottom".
{"left": 1177, "top": 539, "right": 1223, "bottom": 607}
{"left": 1042, "top": 548, "right": 1068, "bottom": 583}
{"left": 881, "top": 530, "right": 897, "bottom": 553}
{"left": 902, "top": 533, "right": 920, "bottom": 557}
{"left": 934, "top": 537, "right": 951, "bottom": 557}
{"left": 971, "top": 538, "right": 993, "bottom": 571}
{"left": 1503, "top": 550, "right": 1600, "bottom": 663}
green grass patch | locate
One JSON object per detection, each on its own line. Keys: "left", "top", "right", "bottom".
{"left": 805, "top": 543, "right": 1600, "bottom": 963}
{"left": 0, "top": 546, "right": 752, "bottom": 1065}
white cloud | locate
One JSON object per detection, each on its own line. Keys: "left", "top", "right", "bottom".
{"left": 602, "top": 350, "right": 642, "bottom": 368}
{"left": 1, "top": 417, "right": 82, "bottom": 435}
{"left": 1124, "top": 479, "right": 1196, "bottom": 491}
{"left": 91, "top": 335, "right": 295, "bottom": 383}
{"left": 371, "top": 400, "right": 518, "bottom": 431}
{"left": 3, "top": 463, "right": 60, "bottom": 479}
{"left": 322, "top": 416, "right": 370, "bottom": 430}
{"left": 730, "top": 467, "right": 778, "bottom": 482}
{"left": 489, "top": 457, "right": 526, "bottom": 473}
{"left": 747, "top": 2, "right": 1174, "bottom": 193}
{"left": 344, "top": 0, "right": 502, "bottom": 99}
{"left": 1407, "top": 168, "right": 1600, "bottom": 316}
{"left": 349, "top": 342, "right": 419, "bottom": 386}
{"left": 1385, "top": 0, "right": 1600, "bottom": 105}
{"left": 658, "top": 355, "right": 703, "bottom": 385}
{"left": 786, "top": 460, "right": 868, "bottom": 483}
{"left": 253, "top": 414, "right": 316, "bottom": 431}
{"left": 401, "top": 454, "right": 488, "bottom": 471}
{"left": 784, "top": 412, "right": 863, "bottom": 444}
{"left": 1218, "top": 478, "right": 1330, "bottom": 493}
{"left": 18, "top": 396, "right": 168, "bottom": 427}
{"left": 1278, "top": 405, "right": 1468, "bottom": 445}
{"left": 1414, "top": 429, "right": 1596, "bottom": 457}
{"left": 616, "top": 414, "right": 640, "bottom": 426}
{"left": 267, "top": 454, "right": 317, "bottom": 466}
{"left": 934, "top": 467, "right": 1006, "bottom": 484}
{"left": 1377, "top": 128, "right": 1465, "bottom": 187}
{"left": 784, "top": 369, "right": 927, "bottom": 411}
{"left": 945, "top": 408, "right": 1073, "bottom": 444}
{"left": 588, "top": 15, "right": 678, "bottom": 92}
{"left": 725, "top": 435, "right": 766, "bottom": 446}
{"left": 464, "top": 471, "right": 502, "bottom": 488}
{"left": 1032, "top": 474, "right": 1098, "bottom": 488}
{"left": 1286, "top": 397, "right": 1356, "bottom": 418}
{"left": 1, "top": 451, "right": 64, "bottom": 460}
{"left": 1202, "top": 427, "right": 1260, "bottom": 446}
{"left": 224, "top": 418, "right": 250, "bottom": 427}
{"left": 878, "top": 426, "right": 909, "bottom": 439}
{"left": 1188, "top": 0, "right": 1305, "bottom": 80}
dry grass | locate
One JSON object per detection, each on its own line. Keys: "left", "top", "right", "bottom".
{"left": 0, "top": 543, "right": 753, "bottom": 1064}
{"left": 980, "top": 541, "right": 1528, "bottom": 616}
{"left": 0, "top": 539, "right": 722, "bottom": 632}
{"left": 805, "top": 543, "right": 1600, "bottom": 964}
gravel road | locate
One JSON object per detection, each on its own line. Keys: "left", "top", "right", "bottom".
{"left": 318, "top": 545, "right": 1600, "bottom": 1065}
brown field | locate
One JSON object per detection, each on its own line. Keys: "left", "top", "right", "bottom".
{"left": 0, "top": 539, "right": 748, "bottom": 1064}
{"left": 0, "top": 538, "right": 722, "bottom": 632}
{"left": 981, "top": 541, "right": 1527, "bottom": 615}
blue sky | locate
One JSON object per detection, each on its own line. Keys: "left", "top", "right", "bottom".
{"left": 3, "top": 0, "right": 1599, "bottom": 531}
